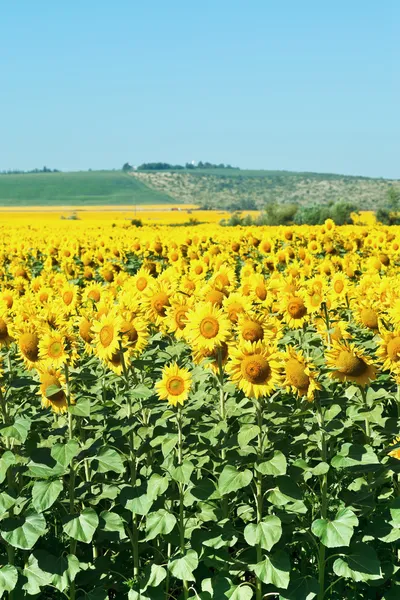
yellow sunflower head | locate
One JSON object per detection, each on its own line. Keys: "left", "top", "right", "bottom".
{"left": 185, "top": 302, "right": 231, "bottom": 352}
{"left": 283, "top": 347, "right": 321, "bottom": 402}
{"left": 325, "top": 341, "right": 376, "bottom": 387}
{"left": 226, "top": 341, "right": 282, "bottom": 399}
{"left": 155, "top": 362, "right": 192, "bottom": 407}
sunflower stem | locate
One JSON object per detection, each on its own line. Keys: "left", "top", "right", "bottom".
{"left": 217, "top": 348, "right": 229, "bottom": 519}
{"left": 255, "top": 398, "right": 264, "bottom": 600}
{"left": 64, "top": 364, "right": 77, "bottom": 600}
{"left": 0, "top": 386, "right": 15, "bottom": 600}
{"left": 359, "top": 386, "right": 371, "bottom": 445}
{"left": 316, "top": 396, "right": 328, "bottom": 600}
{"left": 120, "top": 343, "right": 140, "bottom": 580}
{"left": 176, "top": 408, "right": 188, "bottom": 600}
{"left": 322, "top": 302, "right": 331, "bottom": 350}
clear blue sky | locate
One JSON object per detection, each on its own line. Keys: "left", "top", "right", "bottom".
{"left": 1, "top": 1, "right": 398, "bottom": 178}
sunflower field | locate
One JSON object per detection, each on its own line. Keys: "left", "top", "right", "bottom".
{"left": 0, "top": 218, "right": 400, "bottom": 600}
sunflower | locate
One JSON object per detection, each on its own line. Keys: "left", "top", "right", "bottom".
{"left": 144, "top": 282, "right": 172, "bottom": 326}
{"left": 120, "top": 314, "right": 149, "bottom": 355}
{"left": 236, "top": 313, "right": 278, "bottom": 345}
{"left": 59, "top": 284, "right": 79, "bottom": 313}
{"left": 222, "top": 293, "right": 253, "bottom": 324}
{"left": 38, "top": 369, "right": 68, "bottom": 413}
{"left": 83, "top": 282, "right": 105, "bottom": 305}
{"left": 38, "top": 330, "right": 69, "bottom": 369}
{"left": 388, "top": 436, "right": 400, "bottom": 460}
{"left": 282, "top": 295, "right": 309, "bottom": 329}
{"left": 0, "top": 311, "right": 13, "bottom": 347}
{"left": 325, "top": 341, "right": 376, "bottom": 387}
{"left": 155, "top": 362, "right": 192, "bottom": 407}
{"left": 192, "top": 342, "right": 230, "bottom": 374}
{"left": 164, "top": 295, "right": 195, "bottom": 339}
{"left": 283, "top": 347, "right": 321, "bottom": 402}
{"left": 17, "top": 327, "right": 42, "bottom": 370}
{"left": 354, "top": 303, "right": 380, "bottom": 333}
{"left": 92, "top": 312, "right": 123, "bottom": 361}
{"left": 185, "top": 302, "right": 231, "bottom": 352}
{"left": 226, "top": 341, "right": 282, "bottom": 399}
{"left": 131, "top": 268, "right": 154, "bottom": 295}
{"left": 377, "top": 329, "right": 400, "bottom": 373}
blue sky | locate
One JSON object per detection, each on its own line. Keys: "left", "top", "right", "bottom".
{"left": 0, "top": 1, "right": 398, "bottom": 177}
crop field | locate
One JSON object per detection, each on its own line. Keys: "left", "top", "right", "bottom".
{"left": 0, "top": 218, "right": 400, "bottom": 600}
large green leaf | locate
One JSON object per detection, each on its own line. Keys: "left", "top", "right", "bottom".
{"left": 311, "top": 507, "right": 358, "bottom": 548}
{"left": 0, "top": 417, "right": 31, "bottom": 443}
{"left": 99, "top": 511, "right": 127, "bottom": 539}
{"left": 238, "top": 424, "right": 260, "bottom": 447}
{"left": 0, "top": 452, "right": 16, "bottom": 484}
{"left": 253, "top": 550, "right": 291, "bottom": 589}
{"left": 69, "top": 397, "right": 91, "bottom": 416}
{"left": 168, "top": 549, "right": 199, "bottom": 581}
{"left": 257, "top": 451, "right": 287, "bottom": 476}
{"left": 333, "top": 543, "right": 382, "bottom": 582}
{"left": 22, "top": 554, "right": 53, "bottom": 594}
{"left": 33, "top": 551, "right": 81, "bottom": 592}
{"left": 32, "top": 479, "right": 63, "bottom": 512}
{"left": 146, "top": 509, "right": 177, "bottom": 540}
{"left": 279, "top": 575, "right": 318, "bottom": 600}
{"left": 0, "top": 565, "right": 18, "bottom": 598}
{"left": 218, "top": 465, "right": 252, "bottom": 495}
{"left": 1, "top": 511, "right": 46, "bottom": 550}
{"left": 63, "top": 508, "right": 99, "bottom": 543}
{"left": 331, "top": 444, "right": 380, "bottom": 470}
{"left": 171, "top": 460, "right": 194, "bottom": 485}
{"left": 244, "top": 515, "right": 282, "bottom": 551}
{"left": 92, "top": 447, "right": 125, "bottom": 474}
{"left": 51, "top": 440, "right": 80, "bottom": 468}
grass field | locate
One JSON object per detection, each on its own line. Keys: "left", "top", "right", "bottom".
{"left": 1, "top": 168, "right": 399, "bottom": 209}
{"left": 0, "top": 170, "right": 176, "bottom": 206}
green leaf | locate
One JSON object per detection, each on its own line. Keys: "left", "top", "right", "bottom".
{"left": 168, "top": 549, "right": 198, "bottom": 581}
{"left": 1, "top": 417, "right": 31, "bottom": 443}
{"left": 1, "top": 510, "right": 46, "bottom": 550}
{"left": 161, "top": 434, "right": 178, "bottom": 458}
{"left": 92, "top": 447, "right": 125, "bottom": 474}
{"left": 279, "top": 575, "right": 319, "bottom": 600}
{"left": 147, "top": 473, "right": 169, "bottom": 500}
{"left": 51, "top": 440, "right": 80, "bottom": 468}
{"left": 331, "top": 443, "right": 379, "bottom": 470}
{"left": 253, "top": 550, "right": 291, "bottom": 589}
{"left": 229, "top": 585, "right": 254, "bottom": 600}
{"left": 63, "top": 508, "right": 99, "bottom": 543}
{"left": 124, "top": 490, "right": 153, "bottom": 516}
{"left": 130, "top": 384, "right": 153, "bottom": 399}
{"left": 218, "top": 465, "right": 252, "bottom": 496}
{"left": 99, "top": 511, "right": 127, "bottom": 540}
{"left": 238, "top": 424, "right": 260, "bottom": 447}
{"left": 390, "top": 497, "right": 400, "bottom": 525}
{"left": 32, "top": 480, "right": 63, "bottom": 512}
{"left": 171, "top": 460, "right": 194, "bottom": 484}
{"left": 32, "top": 551, "right": 81, "bottom": 592}
{"left": 333, "top": 543, "right": 382, "bottom": 582}
{"left": 144, "top": 563, "right": 167, "bottom": 588}
{"left": 0, "top": 493, "right": 16, "bottom": 514}
{"left": 0, "top": 452, "right": 16, "bottom": 484}
{"left": 0, "top": 565, "right": 18, "bottom": 597}
{"left": 146, "top": 509, "right": 177, "bottom": 541}
{"left": 22, "top": 554, "right": 53, "bottom": 594}
{"left": 312, "top": 507, "right": 358, "bottom": 548}
{"left": 257, "top": 451, "right": 287, "bottom": 476}
{"left": 244, "top": 515, "right": 282, "bottom": 551}
{"left": 69, "top": 397, "right": 91, "bottom": 416}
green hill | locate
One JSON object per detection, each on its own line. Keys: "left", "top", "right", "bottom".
{"left": 132, "top": 168, "right": 400, "bottom": 210}
{"left": 0, "top": 167, "right": 398, "bottom": 209}
{"left": 0, "top": 170, "right": 176, "bottom": 206}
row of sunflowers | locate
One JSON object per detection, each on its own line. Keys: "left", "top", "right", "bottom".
{"left": 0, "top": 219, "right": 399, "bottom": 599}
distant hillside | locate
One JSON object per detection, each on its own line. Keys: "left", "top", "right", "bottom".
{"left": 0, "top": 167, "right": 398, "bottom": 209}
{"left": 0, "top": 171, "right": 175, "bottom": 206}
{"left": 132, "top": 168, "right": 400, "bottom": 209}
